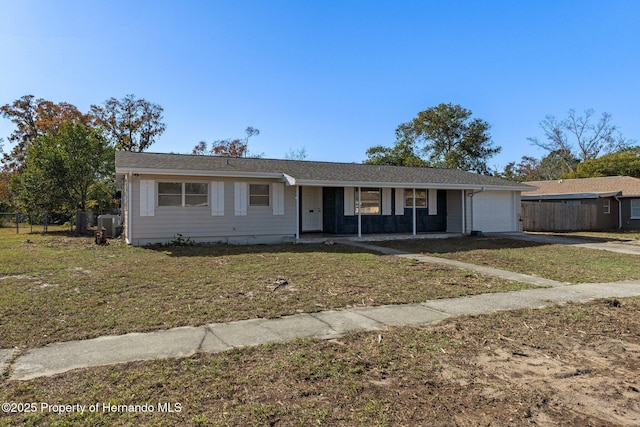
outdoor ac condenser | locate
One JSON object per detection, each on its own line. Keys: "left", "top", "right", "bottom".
{"left": 97, "top": 214, "right": 120, "bottom": 238}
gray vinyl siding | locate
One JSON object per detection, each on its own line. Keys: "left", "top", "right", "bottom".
{"left": 446, "top": 190, "right": 463, "bottom": 233}
{"left": 129, "top": 175, "right": 296, "bottom": 245}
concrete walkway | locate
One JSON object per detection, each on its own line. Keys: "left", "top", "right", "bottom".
{"left": 3, "top": 236, "right": 639, "bottom": 381}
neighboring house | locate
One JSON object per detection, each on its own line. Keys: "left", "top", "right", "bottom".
{"left": 522, "top": 176, "right": 640, "bottom": 231}
{"left": 115, "top": 151, "right": 531, "bottom": 245}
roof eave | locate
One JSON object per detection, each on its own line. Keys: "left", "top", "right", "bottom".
{"left": 114, "top": 166, "right": 531, "bottom": 191}
{"left": 115, "top": 167, "right": 284, "bottom": 180}
{"left": 294, "top": 179, "right": 530, "bottom": 191}
{"left": 522, "top": 191, "right": 621, "bottom": 200}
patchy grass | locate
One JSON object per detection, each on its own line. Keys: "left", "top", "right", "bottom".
{"left": 2, "top": 297, "right": 639, "bottom": 426}
{"left": 377, "top": 236, "right": 640, "bottom": 283}
{"left": 0, "top": 228, "right": 529, "bottom": 349}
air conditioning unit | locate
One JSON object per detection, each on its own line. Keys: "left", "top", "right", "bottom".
{"left": 97, "top": 214, "right": 121, "bottom": 238}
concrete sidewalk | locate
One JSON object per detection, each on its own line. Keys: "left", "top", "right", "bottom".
{"left": 5, "top": 279, "right": 640, "bottom": 381}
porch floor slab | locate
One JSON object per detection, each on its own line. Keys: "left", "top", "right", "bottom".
{"left": 297, "top": 232, "right": 462, "bottom": 244}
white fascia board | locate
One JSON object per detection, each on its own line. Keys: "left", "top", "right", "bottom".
{"left": 114, "top": 167, "right": 285, "bottom": 180}
{"left": 292, "top": 179, "right": 531, "bottom": 191}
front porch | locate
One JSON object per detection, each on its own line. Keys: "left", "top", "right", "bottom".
{"left": 296, "top": 231, "right": 463, "bottom": 244}
{"left": 296, "top": 186, "right": 463, "bottom": 238}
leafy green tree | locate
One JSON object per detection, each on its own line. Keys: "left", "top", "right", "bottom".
{"left": 0, "top": 169, "right": 15, "bottom": 213}
{"left": 364, "top": 140, "right": 426, "bottom": 166}
{"left": 367, "top": 103, "right": 500, "bottom": 174}
{"left": 86, "top": 179, "right": 118, "bottom": 213}
{"left": 13, "top": 121, "right": 115, "bottom": 216}
{"left": 563, "top": 147, "right": 640, "bottom": 178}
{"left": 90, "top": 94, "right": 166, "bottom": 152}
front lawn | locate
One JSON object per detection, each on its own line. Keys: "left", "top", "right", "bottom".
{"left": 0, "top": 228, "right": 528, "bottom": 349}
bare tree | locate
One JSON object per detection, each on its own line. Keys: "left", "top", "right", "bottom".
{"left": 528, "top": 109, "right": 631, "bottom": 172}
{"left": 285, "top": 146, "right": 307, "bottom": 160}
{"left": 192, "top": 127, "right": 260, "bottom": 157}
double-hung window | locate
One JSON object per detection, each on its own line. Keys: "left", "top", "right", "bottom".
{"left": 603, "top": 199, "right": 611, "bottom": 214}
{"left": 355, "top": 188, "right": 381, "bottom": 214}
{"left": 158, "top": 182, "right": 208, "bottom": 207}
{"left": 185, "top": 183, "right": 208, "bottom": 206}
{"left": 405, "top": 189, "right": 427, "bottom": 208}
{"left": 631, "top": 199, "right": 640, "bottom": 219}
{"left": 249, "top": 184, "right": 270, "bottom": 207}
{"left": 157, "top": 183, "right": 182, "bottom": 206}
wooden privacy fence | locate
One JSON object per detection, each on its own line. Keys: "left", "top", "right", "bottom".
{"left": 522, "top": 202, "right": 598, "bottom": 231}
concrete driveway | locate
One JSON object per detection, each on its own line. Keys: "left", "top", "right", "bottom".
{"left": 491, "top": 232, "right": 640, "bottom": 256}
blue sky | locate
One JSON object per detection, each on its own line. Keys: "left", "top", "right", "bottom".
{"left": 1, "top": 1, "right": 639, "bottom": 170}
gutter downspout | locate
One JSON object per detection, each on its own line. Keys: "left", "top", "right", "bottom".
{"left": 467, "top": 187, "right": 486, "bottom": 233}
{"left": 615, "top": 195, "right": 622, "bottom": 230}
{"left": 461, "top": 190, "right": 466, "bottom": 234}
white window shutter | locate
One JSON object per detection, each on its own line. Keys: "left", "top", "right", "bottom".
{"left": 395, "top": 188, "right": 404, "bottom": 216}
{"left": 211, "top": 181, "right": 224, "bottom": 216}
{"left": 272, "top": 183, "right": 285, "bottom": 215}
{"left": 382, "top": 188, "right": 392, "bottom": 215}
{"left": 234, "top": 182, "right": 247, "bottom": 216}
{"left": 428, "top": 189, "right": 438, "bottom": 215}
{"left": 344, "top": 187, "right": 355, "bottom": 216}
{"left": 140, "top": 179, "right": 155, "bottom": 217}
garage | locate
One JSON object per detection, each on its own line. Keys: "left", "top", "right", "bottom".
{"left": 469, "top": 190, "right": 519, "bottom": 232}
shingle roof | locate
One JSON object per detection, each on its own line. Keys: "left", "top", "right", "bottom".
{"left": 115, "top": 151, "right": 530, "bottom": 190}
{"left": 523, "top": 176, "right": 640, "bottom": 198}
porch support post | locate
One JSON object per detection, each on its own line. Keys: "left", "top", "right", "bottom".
{"left": 461, "top": 190, "right": 466, "bottom": 234}
{"left": 357, "top": 186, "right": 362, "bottom": 238}
{"left": 412, "top": 188, "right": 417, "bottom": 236}
{"left": 295, "top": 185, "right": 300, "bottom": 240}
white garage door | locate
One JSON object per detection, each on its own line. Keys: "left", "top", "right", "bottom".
{"left": 471, "top": 191, "right": 516, "bottom": 232}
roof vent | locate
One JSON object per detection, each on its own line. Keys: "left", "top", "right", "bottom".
{"left": 558, "top": 179, "right": 563, "bottom": 183}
